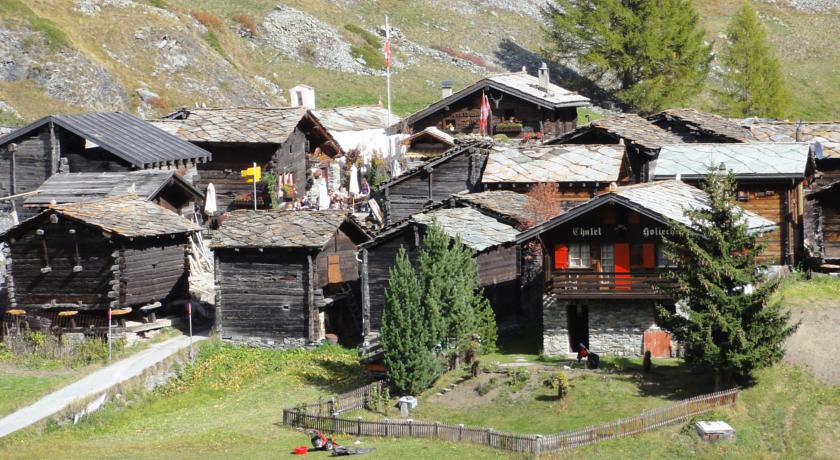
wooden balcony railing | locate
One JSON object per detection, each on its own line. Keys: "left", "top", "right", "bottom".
{"left": 549, "top": 271, "right": 674, "bottom": 299}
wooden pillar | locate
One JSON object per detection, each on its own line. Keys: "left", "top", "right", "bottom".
{"left": 384, "top": 187, "right": 392, "bottom": 226}
{"left": 307, "top": 252, "right": 317, "bottom": 342}
{"left": 213, "top": 252, "right": 222, "bottom": 336}
{"left": 361, "top": 248, "right": 370, "bottom": 335}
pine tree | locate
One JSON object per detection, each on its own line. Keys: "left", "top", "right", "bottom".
{"left": 544, "top": 0, "right": 712, "bottom": 113}
{"left": 718, "top": 3, "right": 789, "bottom": 118}
{"left": 381, "top": 248, "right": 439, "bottom": 395}
{"left": 657, "top": 170, "right": 798, "bottom": 389}
{"left": 416, "top": 222, "right": 451, "bottom": 346}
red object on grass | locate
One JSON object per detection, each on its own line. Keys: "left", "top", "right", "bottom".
{"left": 293, "top": 445, "right": 309, "bottom": 455}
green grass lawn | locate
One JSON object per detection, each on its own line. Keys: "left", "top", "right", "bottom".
{"left": 773, "top": 273, "right": 840, "bottom": 310}
{"left": 0, "top": 366, "right": 80, "bottom": 417}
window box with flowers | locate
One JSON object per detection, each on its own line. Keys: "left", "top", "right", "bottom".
{"left": 494, "top": 122, "right": 523, "bottom": 134}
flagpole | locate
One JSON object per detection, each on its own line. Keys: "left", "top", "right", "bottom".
{"left": 385, "top": 16, "right": 393, "bottom": 164}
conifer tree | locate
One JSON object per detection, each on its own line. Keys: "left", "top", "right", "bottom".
{"left": 657, "top": 170, "right": 797, "bottom": 389}
{"left": 381, "top": 248, "right": 439, "bottom": 394}
{"left": 718, "top": 3, "right": 790, "bottom": 118}
{"left": 545, "top": 0, "right": 712, "bottom": 113}
{"left": 417, "top": 222, "right": 451, "bottom": 346}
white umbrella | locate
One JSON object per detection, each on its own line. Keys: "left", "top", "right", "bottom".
{"left": 348, "top": 164, "right": 360, "bottom": 196}
{"left": 204, "top": 183, "right": 217, "bottom": 215}
{"left": 318, "top": 177, "right": 330, "bottom": 210}
{"left": 392, "top": 158, "right": 402, "bottom": 178}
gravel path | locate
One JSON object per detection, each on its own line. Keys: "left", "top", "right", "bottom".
{"left": 784, "top": 306, "right": 840, "bottom": 385}
{"left": 0, "top": 333, "right": 206, "bottom": 438}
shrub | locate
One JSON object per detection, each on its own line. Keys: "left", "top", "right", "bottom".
{"left": 202, "top": 31, "right": 231, "bottom": 63}
{"left": 191, "top": 9, "right": 223, "bottom": 30}
{"left": 232, "top": 13, "right": 257, "bottom": 36}
{"left": 475, "top": 377, "right": 497, "bottom": 396}
{"left": 350, "top": 45, "right": 386, "bottom": 70}
{"left": 556, "top": 371, "right": 570, "bottom": 399}
{"left": 147, "top": 0, "right": 167, "bottom": 8}
{"left": 147, "top": 96, "right": 168, "bottom": 110}
{"left": 492, "top": 134, "right": 510, "bottom": 142}
{"left": 344, "top": 24, "right": 381, "bottom": 48}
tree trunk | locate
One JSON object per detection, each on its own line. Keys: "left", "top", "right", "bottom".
{"left": 715, "top": 370, "right": 735, "bottom": 391}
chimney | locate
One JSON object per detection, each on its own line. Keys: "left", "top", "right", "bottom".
{"left": 441, "top": 80, "right": 454, "bottom": 99}
{"left": 538, "top": 62, "right": 550, "bottom": 93}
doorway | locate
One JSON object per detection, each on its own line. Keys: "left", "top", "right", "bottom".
{"left": 566, "top": 304, "right": 589, "bottom": 353}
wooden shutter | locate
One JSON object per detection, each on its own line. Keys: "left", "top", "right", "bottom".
{"left": 642, "top": 244, "right": 656, "bottom": 269}
{"left": 554, "top": 244, "right": 569, "bottom": 270}
{"left": 327, "top": 255, "right": 341, "bottom": 284}
{"left": 614, "top": 243, "right": 631, "bottom": 290}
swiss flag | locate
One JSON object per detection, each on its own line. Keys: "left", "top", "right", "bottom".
{"left": 384, "top": 36, "right": 391, "bottom": 69}
{"left": 479, "top": 93, "right": 491, "bottom": 135}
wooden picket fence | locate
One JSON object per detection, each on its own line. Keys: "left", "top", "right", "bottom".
{"left": 281, "top": 382, "right": 738, "bottom": 456}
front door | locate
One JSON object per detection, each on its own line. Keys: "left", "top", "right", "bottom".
{"left": 567, "top": 304, "right": 589, "bottom": 352}
{"left": 614, "top": 243, "right": 631, "bottom": 290}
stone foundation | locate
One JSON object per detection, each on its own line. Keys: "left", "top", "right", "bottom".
{"left": 221, "top": 335, "right": 308, "bottom": 349}
{"left": 542, "top": 294, "right": 662, "bottom": 357}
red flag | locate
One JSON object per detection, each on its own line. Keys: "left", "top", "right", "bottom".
{"left": 384, "top": 35, "right": 391, "bottom": 70}
{"left": 480, "top": 93, "right": 491, "bottom": 135}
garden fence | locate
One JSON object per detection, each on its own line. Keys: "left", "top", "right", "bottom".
{"left": 281, "top": 382, "right": 738, "bottom": 456}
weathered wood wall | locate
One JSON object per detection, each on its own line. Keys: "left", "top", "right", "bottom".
{"left": 216, "top": 249, "right": 310, "bottom": 341}
{"left": 194, "top": 143, "right": 276, "bottom": 212}
{"left": 0, "top": 129, "right": 52, "bottom": 203}
{"left": 315, "top": 228, "right": 360, "bottom": 287}
{"left": 120, "top": 238, "right": 189, "bottom": 307}
{"left": 274, "top": 127, "right": 308, "bottom": 194}
{"left": 729, "top": 183, "right": 798, "bottom": 265}
{"left": 365, "top": 230, "right": 418, "bottom": 331}
{"left": 6, "top": 219, "right": 113, "bottom": 309}
{"left": 477, "top": 245, "right": 519, "bottom": 286}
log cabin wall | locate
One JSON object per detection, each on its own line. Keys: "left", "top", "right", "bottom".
{"left": 477, "top": 245, "right": 519, "bottom": 286}
{"left": 119, "top": 237, "right": 189, "bottom": 307}
{"left": 410, "top": 91, "right": 578, "bottom": 138}
{"left": 215, "top": 248, "right": 311, "bottom": 347}
{"left": 315, "top": 228, "right": 360, "bottom": 287}
{"left": 819, "top": 204, "right": 840, "bottom": 261}
{"left": 0, "top": 128, "right": 52, "bottom": 204}
{"left": 194, "top": 143, "right": 277, "bottom": 212}
{"left": 274, "top": 127, "right": 308, "bottom": 194}
{"left": 364, "top": 231, "right": 418, "bottom": 332}
{"left": 5, "top": 218, "right": 114, "bottom": 310}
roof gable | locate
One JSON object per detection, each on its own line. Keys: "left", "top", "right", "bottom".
{"left": 518, "top": 180, "right": 776, "bottom": 242}
{"left": 0, "top": 113, "right": 212, "bottom": 167}
{"left": 405, "top": 71, "right": 589, "bottom": 126}
{"left": 650, "top": 109, "right": 755, "bottom": 142}
{"left": 376, "top": 140, "right": 491, "bottom": 191}
{"left": 211, "top": 209, "right": 360, "bottom": 249}
{"left": 411, "top": 207, "right": 519, "bottom": 252}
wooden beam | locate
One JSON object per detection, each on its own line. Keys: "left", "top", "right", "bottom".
{"left": 361, "top": 248, "right": 370, "bottom": 336}
{"left": 307, "top": 253, "right": 317, "bottom": 342}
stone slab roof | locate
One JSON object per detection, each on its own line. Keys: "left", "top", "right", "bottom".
{"left": 486, "top": 72, "right": 591, "bottom": 107}
{"left": 454, "top": 190, "right": 579, "bottom": 228}
{"left": 482, "top": 145, "right": 625, "bottom": 184}
{"left": 159, "top": 107, "right": 308, "bottom": 144}
{"left": 25, "top": 171, "right": 200, "bottom": 206}
{"left": 740, "top": 120, "right": 840, "bottom": 159}
{"left": 613, "top": 180, "right": 776, "bottom": 231}
{"left": 310, "top": 106, "right": 400, "bottom": 132}
{"left": 411, "top": 207, "right": 519, "bottom": 252}
{"left": 653, "top": 143, "right": 812, "bottom": 179}
{"left": 653, "top": 109, "right": 756, "bottom": 142}
{"left": 50, "top": 196, "right": 199, "bottom": 238}
{"left": 211, "top": 209, "right": 350, "bottom": 249}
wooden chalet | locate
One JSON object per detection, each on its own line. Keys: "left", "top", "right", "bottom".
{"left": 0, "top": 196, "right": 200, "bottom": 328}
{"left": 359, "top": 205, "right": 520, "bottom": 335}
{"left": 481, "top": 145, "right": 630, "bottom": 196}
{"left": 373, "top": 140, "right": 492, "bottom": 225}
{"left": 157, "top": 107, "right": 341, "bottom": 212}
{"left": 517, "top": 180, "right": 776, "bottom": 357}
{"left": 23, "top": 170, "right": 203, "bottom": 218}
{"left": 650, "top": 143, "right": 814, "bottom": 265}
{"left": 805, "top": 181, "right": 840, "bottom": 269}
{"left": 211, "top": 210, "right": 370, "bottom": 347}
{"left": 0, "top": 112, "right": 211, "bottom": 210}
{"left": 402, "top": 127, "right": 456, "bottom": 169}
{"left": 404, "top": 67, "right": 590, "bottom": 139}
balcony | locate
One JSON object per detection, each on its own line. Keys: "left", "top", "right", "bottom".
{"left": 549, "top": 271, "right": 674, "bottom": 300}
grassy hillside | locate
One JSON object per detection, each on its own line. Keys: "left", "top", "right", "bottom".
{"left": 0, "top": 0, "right": 837, "bottom": 122}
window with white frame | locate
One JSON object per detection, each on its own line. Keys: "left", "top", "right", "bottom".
{"left": 600, "top": 244, "right": 614, "bottom": 272}
{"left": 569, "top": 243, "right": 591, "bottom": 268}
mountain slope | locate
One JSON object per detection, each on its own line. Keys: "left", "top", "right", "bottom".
{"left": 0, "top": 0, "right": 837, "bottom": 125}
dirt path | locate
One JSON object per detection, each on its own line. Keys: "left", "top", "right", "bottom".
{"left": 784, "top": 305, "right": 840, "bottom": 385}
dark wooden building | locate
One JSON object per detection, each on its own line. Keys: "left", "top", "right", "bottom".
{"left": 404, "top": 67, "right": 590, "bottom": 139}
{"left": 211, "top": 210, "right": 370, "bottom": 347}
{"left": 402, "top": 127, "right": 455, "bottom": 170}
{"left": 157, "top": 107, "right": 341, "bottom": 212}
{"left": 23, "top": 170, "right": 203, "bottom": 218}
{"left": 359, "top": 205, "right": 520, "bottom": 334}
{"left": 1, "top": 196, "right": 199, "bottom": 326}
{"left": 373, "top": 141, "right": 492, "bottom": 225}
{"left": 0, "top": 112, "right": 211, "bottom": 213}
{"left": 805, "top": 181, "right": 840, "bottom": 268}
{"left": 517, "top": 180, "right": 776, "bottom": 357}
{"left": 650, "top": 143, "right": 814, "bottom": 265}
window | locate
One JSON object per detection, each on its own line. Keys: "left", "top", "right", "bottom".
{"left": 657, "top": 245, "right": 676, "bottom": 268}
{"left": 568, "top": 244, "right": 591, "bottom": 268}
{"left": 600, "top": 244, "right": 614, "bottom": 272}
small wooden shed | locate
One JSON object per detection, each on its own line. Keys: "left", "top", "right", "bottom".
{"left": 211, "top": 210, "right": 370, "bottom": 347}
{"left": 1, "top": 196, "right": 199, "bottom": 325}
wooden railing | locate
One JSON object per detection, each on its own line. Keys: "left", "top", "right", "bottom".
{"left": 550, "top": 271, "right": 674, "bottom": 299}
{"left": 281, "top": 382, "right": 738, "bottom": 456}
